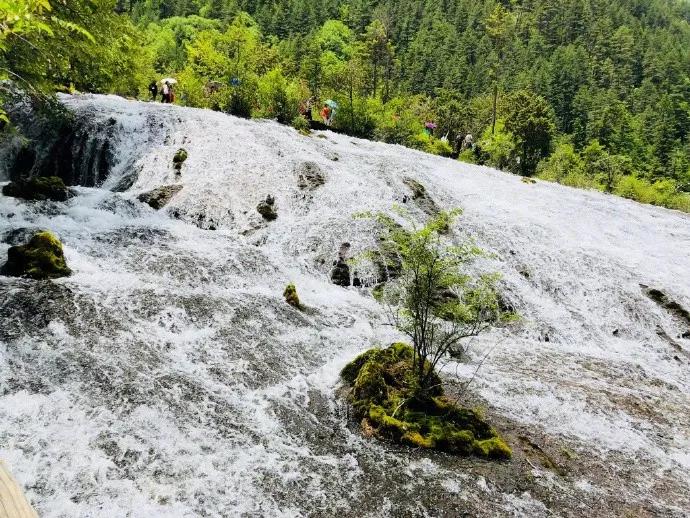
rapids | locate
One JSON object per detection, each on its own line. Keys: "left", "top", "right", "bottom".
{"left": 1, "top": 94, "right": 689, "bottom": 516}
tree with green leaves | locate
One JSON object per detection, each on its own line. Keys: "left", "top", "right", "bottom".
{"left": 378, "top": 210, "right": 503, "bottom": 396}
{"left": 504, "top": 90, "right": 555, "bottom": 176}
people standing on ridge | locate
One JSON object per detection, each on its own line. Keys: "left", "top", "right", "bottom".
{"left": 321, "top": 103, "right": 332, "bottom": 126}
{"left": 148, "top": 81, "right": 158, "bottom": 101}
{"left": 161, "top": 81, "right": 170, "bottom": 103}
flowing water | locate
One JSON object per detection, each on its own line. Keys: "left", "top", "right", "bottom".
{"left": 1, "top": 94, "right": 689, "bottom": 517}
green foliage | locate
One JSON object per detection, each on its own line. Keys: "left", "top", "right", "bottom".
{"left": 504, "top": 90, "right": 555, "bottom": 176}
{"left": 5, "top": 0, "right": 690, "bottom": 211}
{"left": 1, "top": 230, "right": 72, "bottom": 279}
{"left": 292, "top": 114, "right": 310, "bottom": 134}
{"left": 341, "top": 343, "right": 511, "bottom": 459}
{"left": 374, "top": 210, "right": 505, "bottom": 394}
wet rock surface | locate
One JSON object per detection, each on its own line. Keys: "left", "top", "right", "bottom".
{"left": 0, "top": 94, "right": 689, "bottom": 517}
{"left": 257, "top": 194, "right": 277, "bottom": 220}
{"left": 295, "top": 161, "right": 326, "bottom": 190}
{"left": 2, "top": 176, "right": 74, "bottom": 202}
{"left": 137, "top": 184, "right": 183, "bottom": 210}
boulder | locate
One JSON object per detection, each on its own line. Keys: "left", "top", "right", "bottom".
{"left": 257, "top": 195, "right": 277, "bottom": 221}
{"left": 138, "top": 185, "right": 183, "bottom": 210}
{"left": 1, "top": 231, "right": 71, "bottom": 279}
{"left": 402, "top": 177, "right": 439, "bottom": 216}
{"left": 295, "top": 162, "right": 326, "bottom": 190}
{"left": 2, "top": 176, "right": 73, "bottom": 202}
{"left": 331, "top": 258, "right": 351, "bottom": 287}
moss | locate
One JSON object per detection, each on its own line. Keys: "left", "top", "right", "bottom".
{"left": 2, "top": 176, "right": 72, "bottom": 202}
{"left": 283, "top": 283, "right": 301, "bottom": 309}
{"left": 341, "top": 343, "right": 511, "bottom": 459}
{"left": 1, "top": 231, "right": 71, "bottom": 279}
{"left": 474, "top": 437, "right": 512, "bottom": 460}
{"left": 173, "top": 148, "right": 188, "bottom": 171}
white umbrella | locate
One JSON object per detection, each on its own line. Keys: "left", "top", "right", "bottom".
{"left": 160, "top": 77, "right": 177, "bottom": 84}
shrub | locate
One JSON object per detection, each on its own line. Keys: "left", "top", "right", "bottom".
{"left": 292, "top": 115, "right": 310, "bottom": 134}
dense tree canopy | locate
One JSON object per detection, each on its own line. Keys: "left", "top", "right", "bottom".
{"left": 2, "top": 0, "right": 689, "bottom": 211}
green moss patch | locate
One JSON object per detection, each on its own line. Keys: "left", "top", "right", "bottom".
{"left": 341, "top": 343, "right": 511, "bottom": 459}
{"left": 2, "top": 176, "right": 73, "bottom": 201}
{"left": 1, "top": 231, "right": 72, "bottom": 279}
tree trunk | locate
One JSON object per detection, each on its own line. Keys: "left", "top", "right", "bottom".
{"left": 491, "top": 82, "right": 498, "bottom": 135}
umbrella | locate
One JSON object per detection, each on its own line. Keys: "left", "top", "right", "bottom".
{"left": 325, "top": 99, "right": 338, "bottom": 109}
{"left": 160, "top": 77, "right": 178, "bottom": 84}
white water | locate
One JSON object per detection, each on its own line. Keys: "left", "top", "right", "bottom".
{"left": 1, "top": 94, "right": 689, "bottom": 516}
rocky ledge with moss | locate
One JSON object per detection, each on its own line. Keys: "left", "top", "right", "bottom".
{"left": 341, "top": 343, "right": 511, "bottom": 459}
{"left": 1, "top": 231, "right": 72, "bottom": 279}
{"left": 2, "top": 176, "right": 74, "bottom": 202}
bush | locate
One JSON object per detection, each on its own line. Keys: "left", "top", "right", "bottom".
{"left": 292, "top": 115, "right": 310, "bottom": 134}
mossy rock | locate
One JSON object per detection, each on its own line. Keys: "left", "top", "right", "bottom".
{"left": 283, "top": 283, "right": 301, "bottom": 309}
{"left": 1, "top": 231, "right": 72, "bottom": 279}
{"left": 173, "top": 149, "right": 188, "bottom": 171}
{"left": 2, "top": 176, "right": 73, "bottom": 202}
{"left": 341, "top": 343, "right": 511, "bottom": 460}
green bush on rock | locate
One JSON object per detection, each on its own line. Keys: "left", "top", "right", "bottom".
{"left": 341, "top": 343, "right": 511, "bottom": 459}
{"left": 2, "top": 176, "right": 73, "bottom": 202}
{"left": 173, "top": 149, "right": 188, "bottom": 172}
{"left": 1, "top": 231, "right": 72, "bottom": 279}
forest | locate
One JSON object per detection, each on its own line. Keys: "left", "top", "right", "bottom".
{"left": 2, "top": 0, "right": 690, "bottom": 211}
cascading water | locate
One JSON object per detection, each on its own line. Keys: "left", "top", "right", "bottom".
{"left": 1, "top": 94, "right": 689, "bottom": 517}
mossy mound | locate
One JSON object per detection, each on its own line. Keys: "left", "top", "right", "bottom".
{"left": 341, "top": 343, "right": 511, "bottom": 459}
{"left": 2, "top": 176, "right": 73, "bottom": 202}
{"left": 1, "top": 231, "right": 72, "bottom": 279}
{"left": 173, "top": 149, "right": 188, "bottom": 171}
{"left": 283, "top": 283, "right": 301, "bottom": 309}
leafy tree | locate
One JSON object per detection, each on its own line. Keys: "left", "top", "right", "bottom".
{"left": 378, "top": 210, "right": 503, "bottom": 396}
{"left": 504, "top": 90, "right": 555, "bottom": 176}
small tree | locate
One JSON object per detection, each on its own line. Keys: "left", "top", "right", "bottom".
{"left": 378, "top": 210, "right": 503, "bottom": 398}
{"left": 504, "top": 90, "right": 555, "bottom": 176}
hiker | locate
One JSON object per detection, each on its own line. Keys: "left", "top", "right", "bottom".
{"left": 320, "top": 104, "right": 332, "bottom": 126}
{"left": 305, "top": 96, "right": 315, "bottom": 122}
{"left": 299, "top": 98, "right": 313, "bottom": 122}
{"left": 169, "top": 83, "right": 175, "bottom": 103}
{"left": 148, "top": 81, "right": 158, "bottom": 101}
{"left": 463, "top": 133, "right": 474, "bottom": 150}
{"left": 454, "top": 132, "right": 466, "bottom": 155}
{"left": 161, "top": 81, "right": 170, "bottom": 103}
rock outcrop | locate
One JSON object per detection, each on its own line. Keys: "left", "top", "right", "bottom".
{"left": 2, "top": 176, "right": 74, "bottom": 202}
{"left": 138, "top": 185, "right": 183, "bottom": 210}
{"left": 257, "top": 195, "right": 278, "bottom": 221}
{"left": 1, "top": 231, "right": 72, "bottom": 279}
{"left": 295, "top": 162, "right": 326, "bottom": 190}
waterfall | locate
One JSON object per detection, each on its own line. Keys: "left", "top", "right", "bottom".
{"left": 1, "top": 94, "right": 689, "bottom": 517}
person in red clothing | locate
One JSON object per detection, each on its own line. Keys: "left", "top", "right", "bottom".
{"left": 320, "top": 104, "right": 332, "bottom": 126}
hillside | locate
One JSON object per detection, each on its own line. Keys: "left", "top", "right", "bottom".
{"left": 0, "top": 94, "right": 689, "bottom": 516}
